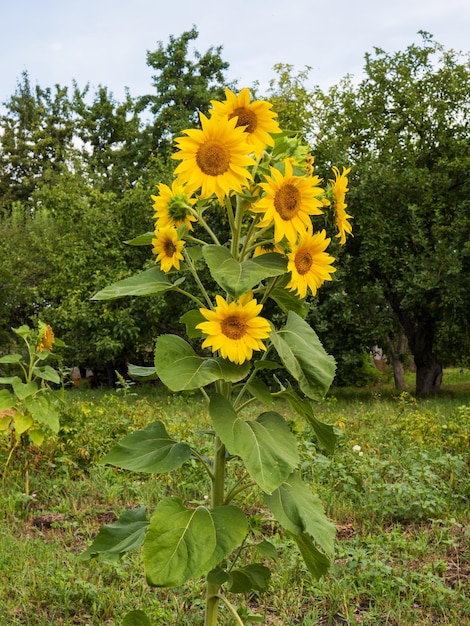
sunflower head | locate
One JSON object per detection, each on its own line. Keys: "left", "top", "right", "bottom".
{"left": 286, "top": 231, "right": 336, "bottom": 299}
{"left": 251, "top": 159, "right": 324, "bottom": 244}
{"left": 330, "top": 166, "right": 353, "bottom": 245}
{"left": 196, "top": 292, "right": 271, "bottom": 365}
{"left": 37, "top": 324, "right": 54, "bottom": 352}
{"left": 152, "top": 181, "right": 197, "bottom": 231}
{"left": 152, "top": 225, "right": 185, "bottom": 273}
{"left": 172, "top": 113, "right": 255, "bottom": 202}
{"left": 210, "top": 88, "right": 281, "bottom": 158}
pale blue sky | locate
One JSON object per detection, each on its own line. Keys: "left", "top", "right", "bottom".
{"left": 1, "top": 0, "right": 469, "bottom": 109}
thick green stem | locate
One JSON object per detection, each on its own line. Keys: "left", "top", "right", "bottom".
{"left": 205, "top": 434, "right": 227, "bottom": 626}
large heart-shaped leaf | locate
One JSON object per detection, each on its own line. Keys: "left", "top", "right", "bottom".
{"left": 100, "top": 421, "right": 192, "bottom": 473}
{"left": 264, "top": 473, "right": 335, "bottom": 558}
{"left": 155, "top": 335, "right": 250, "bottom": 391}
{"left": 0, "top": 354, "right": 22, "bottom": 364}
{"left": 209, "top": 393, "right": 299, "bottom": 494}
{"left": 122, "top": 610, "right": 152, "bottom": 626}
{"left": 92, "top": 267, "right": 185, "bottom": 300}
{"left": 270, "top": 312, "right": 336, "bottom": 400}
{"left": 12, "top": 379, "right": 38, "bottom": 401}
{"left": 143, "top": 498, "right": 247, "bottom": 587}
{"left": 80, "top": 506, "right": 149, "bottom": 562}
{"left": 203, "top": 245, "right": 287, "bottom": 298}
{"left": 128, "top": 364, "right": 158, "bottom": 381}
{"left": 33, "top": 365, "right": 61, "bottom": 385}
{"left": 25, "top": 395, "right": 60, "bottom": 433}
{"left": 0, "top": 389, "right": 15, "bottom": 411}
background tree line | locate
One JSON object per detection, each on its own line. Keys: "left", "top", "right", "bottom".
{"left": 1, "top": 29, "right": 469, "bottom": 395}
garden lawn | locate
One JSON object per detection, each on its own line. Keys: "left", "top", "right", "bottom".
{"left": 1, "top": 371, "right": 469, "bottom": 625}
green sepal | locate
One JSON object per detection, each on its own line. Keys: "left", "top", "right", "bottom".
{"left": 80, "top": 506, "right": 148, "bottom": 562}
{"left": 155, "top": 335, "right": 250, "bottom": 391}
{"left": 270, "top": 311, "right": 336, "bottom": 400}
{"left": 203, "top": 245, "right": 287, "bottom": 298}
{"left": 91, "top": 267, "right": 185, "bottom": 300}
{"left": 143, "top": 498, "right": 248, "bottom": 587}
{"left": 100, "top": 421, "right": 192, "bottom": 473}
{"left": 209, "top": 393, "right": 299, "bottom": 494}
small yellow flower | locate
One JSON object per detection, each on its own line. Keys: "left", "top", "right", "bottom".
{"left": 330, "top": 166, "right": 353, "bottom": 245}
{"left": 210, "top": 87, "right": 281, "bottom": 158}
{"left": 251, "top": 160, "right": 324, "bottom": 244}
{"left": 37, "top": 325, "right": 54, "bottom": 352}
{"left": 197, "top": 292, "right": 271, "bottom": 365}
{"left": 152, "top": 180, "right": 197, "bottom": 231}
{"left": 172, "top": 113, "right": 255, "bottom": 202}
{"left": 286, "top": 231, "right": 336, "bottom": 298}
{"left": 152, "top": 225, "right": 185, "bottom": 273}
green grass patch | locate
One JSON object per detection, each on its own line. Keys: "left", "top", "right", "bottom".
{"left": 1, "top": 372, "right": 469, "bottom": 624}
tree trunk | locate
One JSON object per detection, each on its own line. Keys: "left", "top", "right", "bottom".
{"left": 386, "top": 293, "right": 442, "bottom": 397}
{"left": 386, "top": 333, "right": 408, "bottom": 390}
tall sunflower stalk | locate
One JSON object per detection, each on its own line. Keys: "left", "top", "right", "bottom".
{"left": 84, "top": 87, "right": 352, "bottom": 625}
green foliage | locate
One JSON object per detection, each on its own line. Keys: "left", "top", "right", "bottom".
{"left": 1, "top": 381, "right": 468, "bottom": 624}
{"left": 0, "top": 323, "right": 64, "bottom": 474}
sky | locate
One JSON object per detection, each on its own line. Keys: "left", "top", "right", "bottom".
{"left": 1, "top": 0, "right": 469, "bottom": 111}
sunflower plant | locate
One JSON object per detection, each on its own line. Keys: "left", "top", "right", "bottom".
{"left": 83, "top": 87, "right": 352, "bottom": 626}
{"left": 0, "top": 322, "right": 64, "bottom": 486}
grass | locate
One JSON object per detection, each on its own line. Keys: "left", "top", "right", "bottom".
{"left": 1, "top": 369, "right": 469, "bottom": 625}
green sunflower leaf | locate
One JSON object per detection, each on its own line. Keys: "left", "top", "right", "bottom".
{"left": 228, "top": 563, "right": 271, "bottom": 593}
{"left": 91, "top": 267, "right": 185, "bottom": 300}
{"left": 270, "top": 311, "right": 336, "bottom": 400}
{"left": 124, "top": 232, "right": 153, "bottom": 246}
{"left": 269, "top": 274, "right": 310, "bottom": 318}
{"left": 291, "top": 532, "right": 332, "bottom": 580}
{"left": 143, "top": 498, "right": 248, "bottom": 587}
{"left": 209, "top": 393, "right": 299, "bottom": 494}
{"left": 0, "top": 389, "right": 15, "bottom": 411}
{"left": 100, "top": 420, "right": 192, "bottom": 473}
{"left": 155, "top": 335, "right": 250, "bottom": 391}
{"left": 179, "top": 309, "right": 205, "bottom": 339}
{"left": 203, "top": 245, "right": 287, "bottom": 298}
{"left": 264, "top": 473, "right": 335, "bottom": 559}
{"left": 80, "top": 506, "right": 149, "bottom": 563}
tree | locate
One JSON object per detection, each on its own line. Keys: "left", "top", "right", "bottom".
{"left": 138, "top": 27, "right": 231, "bottom": 159}
{"left": 0, "top": 72, "right": 76, "bottom": 213}
{"left": 310, "top": 33, "right": 470, "bottom": 395}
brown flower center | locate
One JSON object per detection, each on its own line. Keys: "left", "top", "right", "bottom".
{"left": 163, "top": 239, "right": 177, "bottom": 257}
{"left": 230, "top": 107, "right": 258, "bottom": 134}
{"left": 295, "top": 251, "right": 313, "bottom": 275}
{"left": 221, "top": 315, "right": 246, "bottom": 340}
{"left": 274, "top": 183, "right": 301, "bottom": 220}
{"left": 196, "top": 141, "right": 230, "bottom": 176}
